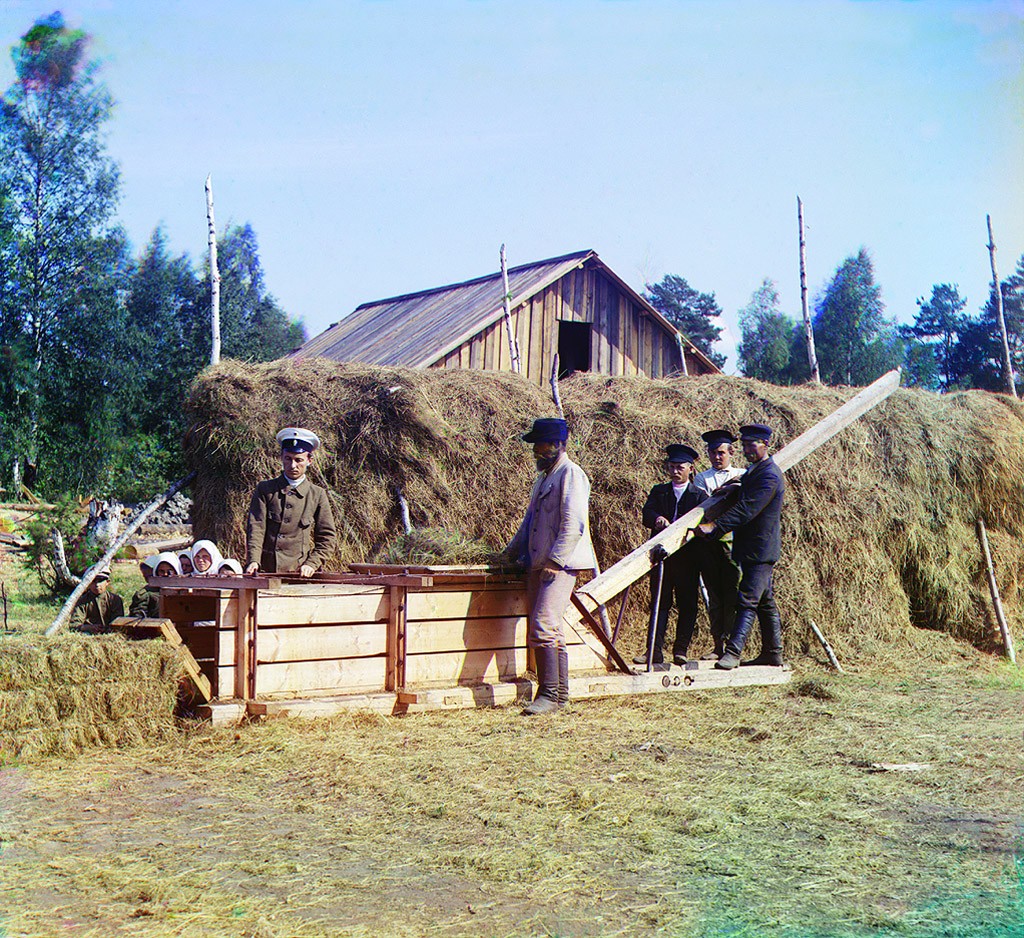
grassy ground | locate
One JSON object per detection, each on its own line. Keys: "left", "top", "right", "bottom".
{"left": 1, "top": 645, "right": 1022, "bottom": 938}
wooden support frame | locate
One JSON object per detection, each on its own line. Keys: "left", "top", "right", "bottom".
{"left": 386, "top": 585, "right": 409, "bottom": 691}
{"left": 109, "top": 616, "right": 213, "bottom": 702}
{"left": 570, "top": 595, "right": 634, "bottom": 674}
{"left": 235, "top": 588, "right": 257, "bottom": 700}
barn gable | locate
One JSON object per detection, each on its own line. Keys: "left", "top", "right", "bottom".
{"left": 294, "top": 250, "right": 720, "bottom": 383}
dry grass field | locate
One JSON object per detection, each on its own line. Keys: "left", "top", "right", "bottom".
{"left": 1, "top": 632, "right": 1022, "bottom": 938}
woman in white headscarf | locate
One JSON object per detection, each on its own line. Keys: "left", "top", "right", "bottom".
{"left": 151, "top": 552, "right": 182, "bottom": 578}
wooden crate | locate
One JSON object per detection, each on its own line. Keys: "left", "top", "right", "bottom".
{"left": 155, "top": 568, "right": 607, "bottom": 704}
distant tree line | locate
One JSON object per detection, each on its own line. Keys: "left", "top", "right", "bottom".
{"left": 0, "top": 14, "right": 304, "bottom": 501}
{"left": 646, "top": 247, "right": 1024, "bottom": 397}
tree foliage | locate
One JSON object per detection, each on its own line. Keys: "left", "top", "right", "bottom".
{"left": 737, "top": 279, "right": 798, "bottom": 383}
{"left": 0, "top": 13, "right": 305, "bottom": 500}
{"left": 813, "top": 249, "right": 902, "bottom": 386}
{"left": 644, "top": 274, "right": 726, "bottom": 368}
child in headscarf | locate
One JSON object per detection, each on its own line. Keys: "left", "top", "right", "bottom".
{"left": 216, "top": 558, "right": 243, "bottom": 575}
{"left": 152, "top": 552, "right": 182, "bottom": 577}
{"left": 178, "top": 549, "right": 194, "bottom": 575}
{"left": 189, "top": 540, "right": 223, "bottom": 576}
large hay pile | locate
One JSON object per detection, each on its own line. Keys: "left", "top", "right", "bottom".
{"left": 0, "top": 635, "right": 184, "bottom": 760}
{"left": 185, "top": 359, "right": 1024, "bottom": 663}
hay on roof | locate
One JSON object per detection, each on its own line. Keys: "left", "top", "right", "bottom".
{"left": 184, "top": 358, "right": 1024, "bottom": 664}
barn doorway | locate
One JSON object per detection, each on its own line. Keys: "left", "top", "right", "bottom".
{"left": 557, "top": 321, "right": 592, "bottom": 378}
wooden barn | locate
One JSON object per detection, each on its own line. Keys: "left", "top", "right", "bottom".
{"left": 293, "top": 249, "right": 720, "bottom": 384}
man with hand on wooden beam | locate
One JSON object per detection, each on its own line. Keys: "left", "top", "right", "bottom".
{"left": 244, "top": 428, "right": 338, "bottom": 578}
{"left": 691, "top": 429, "right": 746, "bottom": 659}
{"left": 506, "top": 417, "right": 596, "bottom": 716}
{"left": 636, "top": 444, "right": 703, "bottom": 667}
{"left": 696, "top": 423, "right": 785, "bottom": 670}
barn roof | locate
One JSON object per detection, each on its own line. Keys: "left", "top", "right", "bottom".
{"left": 294, "top": 249, "right": 718, "bottom": 373}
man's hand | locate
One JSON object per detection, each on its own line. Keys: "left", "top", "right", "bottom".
{"left": 654, "top": 515, "right": 670, "bottom": 532}
{"left": 244, "top": 562, "right": 259, "bottom": 575}
{"left": 299, "top": 564, "right": 316, "bottom": 578}
{"left": 696, "top": 522, "right": 716, "bottom": 537}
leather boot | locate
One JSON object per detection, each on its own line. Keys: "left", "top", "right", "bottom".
{"left": 715, "top": 608, "right": 756, "bottom": 670}
{"left": 745, "top": 607, "right": 784, "bottom": 666}
{"left": 522, "top": 646, "right": 560, "bottom": 715}
{"left": 556, "top": 645, "right": 569, "bottom": 708}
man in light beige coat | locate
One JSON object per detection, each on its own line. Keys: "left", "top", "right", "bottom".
{"left": 506, "top": 418, "right": 596, "bottom": 715}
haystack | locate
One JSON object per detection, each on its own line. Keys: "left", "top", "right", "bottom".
{"left": 0, "top": 634, "right": 184, "bottom": 760}
{"left": 185, "top": 359, "right": 1024, "bottom": 663}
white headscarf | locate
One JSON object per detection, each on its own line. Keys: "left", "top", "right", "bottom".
{"left": 189, "top": 540, "right": 224, "bottom": 576}
{"left": 151, "top": 552, "right": 182, "bottom": 576}
{"left": 217, "top": 558, "right": 243, "bottom": 575}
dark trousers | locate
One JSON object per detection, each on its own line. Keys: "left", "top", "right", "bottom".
{"left": 648, "top": 549, "right": 699, "bottom": 661}
{"left": 736, "top": 561, "right": 778, "bottom": 624}
{"left": 696, "top": 538, "right": 740, "bottom": 644}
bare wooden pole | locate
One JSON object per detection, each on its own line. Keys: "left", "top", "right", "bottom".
{"left": 500, "top": 245, "right": 522, "bottom": 374}
{"left": 798, "top": 197, "right": 820, "bottom": 384}
{"left": 550, "top": 353, "right": 564, "bottom": 419}
{"left": 673, "top": 332, "right": 689, "bottom": 377}
{"left": 986, "top": 215, "right": 1016, "bottom": 398}
{"left": 976, "top": 518, "right": 1016, "bottom": 664}
{"left": 206, "top": 175, "right": 221, "bottom": 366}
{"left": 809, "top": 619, "right": 843, "bottom": 672}
{"left": 45, "top": 472, "right": 196, "bottom": 637}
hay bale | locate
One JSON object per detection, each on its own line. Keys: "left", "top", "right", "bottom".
{"left": 0, "top": 634, "right": 185, "bottom": 762}
{"left": 185, "top": 360, "right": 1024, "bottom": 664}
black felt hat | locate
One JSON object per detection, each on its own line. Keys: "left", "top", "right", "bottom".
{"left": 523, "top": 418, "right": 569, "bottom": 443}
{"left": 701, "top": 429, "right": 737, "bottom": 447}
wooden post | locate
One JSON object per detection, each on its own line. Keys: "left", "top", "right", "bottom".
{"left": 500, "top": 245, "right": 522, "bottom": 374}
{"left": 45, "top": 472, "right": 197, "bottom": 636}
{"left": 206, "top": 175, "right": 221, "bottom": 367}
{"left": 976, "top": 518, "right": 1016, "bottom": 664}
{"left": 798, "top": 197, "right": 820, "bottom": 384}
{"left": 234, "top": 587, "right": 257, "bottom": 700}
{"left": 550, "top": 353, "right": 564, "bottom": 419}
{"left": 386, "top": 585, "right": 408, "bottom": 691}
{"left": 674, "top": 332, "right": 689, "bottom": 377}
{"left": 809, "top": 620, "right": 843, "bottom": 672}
{"left": 986, "top": 215, "right": 1016, "bottom": 398}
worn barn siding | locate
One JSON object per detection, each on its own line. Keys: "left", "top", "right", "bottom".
{"left": 429, "top": 264, "right": 694, "bottom": 386}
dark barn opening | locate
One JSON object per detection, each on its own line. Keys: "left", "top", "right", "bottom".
{"left": 558, "top": 321, "right": 592, "bottom": 378}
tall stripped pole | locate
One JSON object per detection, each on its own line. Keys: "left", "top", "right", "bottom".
{"left": 986, "top": 215, "right": 1016, "bottom": 398}
{"left": 797, "top": 197, "right": 820, "bottom": 383}
{"left": 500, "top": 245, "right": 522, "bottom": 374}
{"left": 976, "top": 518, "right": 1016, "bottom": 664}
{"left": 206, "top": 175, "right": 222, "bottom": 366}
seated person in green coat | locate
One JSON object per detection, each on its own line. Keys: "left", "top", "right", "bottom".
{"left": 70, "top": 567, "right": 125, "bottom": 634}
{"left": 129, "top": 555, "right": 161, "bottom": 618}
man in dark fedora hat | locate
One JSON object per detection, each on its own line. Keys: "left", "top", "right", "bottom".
{"left": 636, "top": 443, "right": 703, "bottom": 666}
{"left": 245, "top": 427, "right": 338, "bottom": 577}
{"left": 692, "top": 429, "right": 745, "bottom": 659}
{"left": 506, "top": 417, "right": 596, "bottom": 715}
{"left": 697, "top": 423, "right": 785, "bottom": 670}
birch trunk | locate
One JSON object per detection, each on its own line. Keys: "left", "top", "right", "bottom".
{"left": 798, "top": 197, "right": 820, "bottom": 383}
{"left": 986, "top": 215, "right": 1016, "bottom": 398}
{"left": 206, "top": 175, "right": 221, "bottom": 366}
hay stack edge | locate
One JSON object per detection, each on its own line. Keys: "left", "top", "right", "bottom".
{"left": 188, "top": 359, "right": 1024, "bottom": 662}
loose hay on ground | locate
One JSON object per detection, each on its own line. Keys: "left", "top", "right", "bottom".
{"left": 0, "top": 633, "right": 185, "bottom": 761}
{"left": 185, "top": 360, "right": 1024, "bottom": 666}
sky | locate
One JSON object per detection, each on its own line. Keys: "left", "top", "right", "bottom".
{"left": 1, "top": 0, "right": 1021, "bottom": 371}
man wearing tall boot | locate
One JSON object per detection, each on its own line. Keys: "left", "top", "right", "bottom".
{"left": 692, "top": 429, "right": 745, "bottom": 659}
{"left": 506, "top": 418, "right": 596, "bottom": 715}
{"left": 636, "top": 444, "right": 703, "bottom": 667}
{"left": 696, "top": 424, "right": 785, "bottom": 670}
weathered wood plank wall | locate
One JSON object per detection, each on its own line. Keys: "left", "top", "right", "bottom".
{"left": 429, "top": 264, "right": 706, "bottom": 386}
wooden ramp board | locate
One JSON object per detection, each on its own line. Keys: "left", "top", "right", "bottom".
{"left": 109, "top": 616, "right": 213, "bottom": 702}
{"left": 248, "top": 692, "right": 401, "bottom": 719}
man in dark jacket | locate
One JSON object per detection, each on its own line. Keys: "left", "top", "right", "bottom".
{"left": 637, "top": 444, "right": 703, "bottom": 667}
{"left": 697, "top": 424, "right": 785, "bottom": 670}
{"left": 70, "top": 567, "right": 125, "bottom": 634}
{"left": 244, "top": 428, "right": 338, "bottom": 576}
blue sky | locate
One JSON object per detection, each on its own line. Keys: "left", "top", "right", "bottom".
{"left": 2, "top": 0, "right": 1021, "bottom": 370}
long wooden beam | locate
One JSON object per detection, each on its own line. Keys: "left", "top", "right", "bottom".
{"left": 574, "top": 368, "right": 901, "bottom": 611}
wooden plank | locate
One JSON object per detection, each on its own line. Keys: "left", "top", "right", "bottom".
{"left": 248, "top": 693, "right": 399, "bottom": 719}
{"left": 406, "top": 587, "right": 528, "bottom": 620}
{"left": 256, "top": 591, "right": 389, "bottom": 626}
{"left": 235, "top": 588, "right": 256, "bottom": 700}
{"left": 469, "top": 334, "right": 482, "bottom": 370}
{"left": 529, "top": 295, "right": 544, "bottom": 384}
{"left": 405, "top": 616, "right": 584, "bottom": 653}
{"left": 250, "top": 623, "right": 387, "bottom": 665}
{"left": 151, "top": 574, "right": 271, "bottom": 590}
{"left": 405, "top": 644, "right": 600, "bottom": 688}
{"left": 385, "top": 585, "right": 407, "bottom": 691}
{"left": 254, "top": 657, "right": 387, "bottom": 696}
{"left": 576, "top": 368, "right": 903, "bottom": 608}
{"left": 484, "top": 321, "right": 497, "bottom": 371}
{"left": 459, "top": 341, "right": 470, "bottom": 369}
